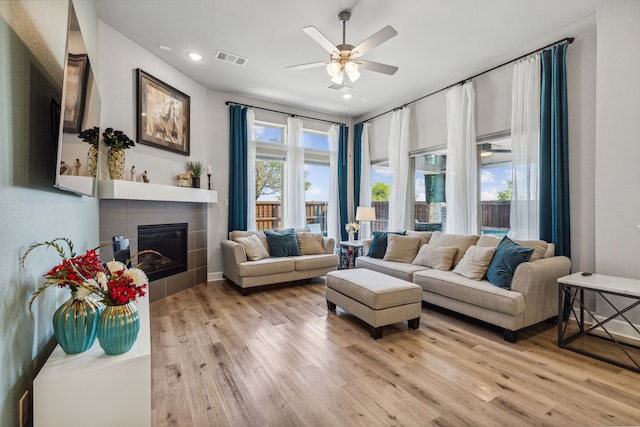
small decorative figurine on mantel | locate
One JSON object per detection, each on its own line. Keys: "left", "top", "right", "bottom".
{"left": 130, "top": 165, "right": 137, "bottom": 182}
{"left": 176, "top": 170, "right": 194, "bottom": 187}
{"left": 142, "top": 170, "right": 149, "bottom": 183}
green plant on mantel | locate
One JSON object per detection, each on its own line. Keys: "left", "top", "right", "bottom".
{"left": 184, "top": 161, "right": 205, "bottom": 177}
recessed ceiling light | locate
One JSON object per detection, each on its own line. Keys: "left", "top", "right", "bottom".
{"left": 188, "top": 52, "right": 203, "bottom": 61}
{"left": 342, "top": 93, "right": 352, "bottom": 100}
{"left": 361, "top": 98, "right": 369, "bottom": 102}
{"left": 159, "top": 45, "right": 172, "bottom": 51}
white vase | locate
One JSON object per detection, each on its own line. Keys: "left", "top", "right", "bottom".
{"left": 348, "top": 232, "right": 355, "bottom": 242}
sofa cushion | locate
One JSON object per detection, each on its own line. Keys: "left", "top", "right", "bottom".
{"left": 413, "top": 269, "right": 526, "bottom": 316}
{"left": 237, "top": 257, "right": 295, "bottom": 277}
{"left": 367, "top": 231, "right": 406, "bottom": 259}
{"left": 230, "top": 230, "right": 269, "bottom": 253}
{"left": 452, "top": 245, "right": 496, "bottom": 280}
{"left": 355, "top": 256, "right": 429, "bottom": 282}
{"left": 294, "top": 254, "right": 339, "bottom": 271}
{"left": 405, "top": 231, "right": 433, "bottom": 247}
{"left": 412, "top": 245, "right": 458, "bottom": 271}
{"left": 235, "top": 234, "right": 270, "bottom": 261}
{"left": 486, "top": 237, "right": 534, "bottom": 289}
{"left": 383, "top": 234, "right": 422, "bottom": 263}
{"left": 477, "top": 234, "right": 548, "bottom": 261}
{"left": 428, "top": 232, "right": 480, "bottom": 267}
{"left": 296, "top": 232, "right": 326, "bottom": 255}
{"left": 264, "top": 229, "right": 301, "bottom": 257}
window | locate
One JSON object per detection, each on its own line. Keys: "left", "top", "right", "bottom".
{"left": 255, "top": 159, "right": 284, "bottom": 229}
{"left": 409, "top": 135, "right": 512, "bottom": 235}
{"left": 371, "top": 162, "right": 394, "bottom": 231}
{"left": 413, "top": 151, "right": 446, "bottom": 232}
{"left": 478, "top": 136, "right": 511, "bottom": 237}
{"left": 303, "top": 130, "right": 330, "bottom": 233}
{"left": 253, "top": 121, "right": 331, "bottom": 233}
{"left": 254, "top": 123, "right": 284, "bottom": 145}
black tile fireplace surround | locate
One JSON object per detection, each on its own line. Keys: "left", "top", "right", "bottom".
{"left": 99, "top": 200, "right": 208, "bottom": 301}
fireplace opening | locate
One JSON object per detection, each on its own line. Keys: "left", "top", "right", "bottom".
{"left": 138, "top": 223, "right": 188, "bottom": 281}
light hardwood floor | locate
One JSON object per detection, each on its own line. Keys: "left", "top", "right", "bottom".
{"left": 150, "top": 279, "right": 640, "bottom": 427}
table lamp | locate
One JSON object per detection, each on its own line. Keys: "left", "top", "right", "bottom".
{"left": 355, "top": 206, "right": 376, "bottom": 240}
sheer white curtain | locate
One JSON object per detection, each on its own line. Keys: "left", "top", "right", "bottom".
{"left": 327, "top": 124, "right": 340, "bottom": 241}
{"left": 246, "top": 109, "right": 256, "bottom": 230}
{"left": 387, "top": 107, "right": 411, "bottom": 231}
{"left": 510, "top": 55, "right": 541, "bottom": 240}
{"left": 359, "top": 123, "right": 372, "bottom": 207}
{"left": 283, "top": 117, "right": 306, "bottom": 228}
{"left": 445, "top": 82, "right": 478, "bottom": 235}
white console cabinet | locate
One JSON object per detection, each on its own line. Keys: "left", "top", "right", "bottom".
{"left": 33, "top": 296, "right": 151, "bottom": 427}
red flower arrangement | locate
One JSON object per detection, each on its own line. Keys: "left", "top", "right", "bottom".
{"left": 22, "top": 238, "right": 152, "bottom": 309}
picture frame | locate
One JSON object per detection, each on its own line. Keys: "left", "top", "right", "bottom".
{"left": 62, "top": 53, "right": 89, "bottom": 133}
{"left": 136, "top": 69, "right": 190, "bottom": 155}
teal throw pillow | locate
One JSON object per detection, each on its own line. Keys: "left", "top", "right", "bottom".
{"left": 486, "top": 236, "right": 534, "bottom": 289}
{"left": 367, "top": 231, "right": 406, "bottom": 259}
{"left": 264, "top": 228, "right": 300, "bottom": 257}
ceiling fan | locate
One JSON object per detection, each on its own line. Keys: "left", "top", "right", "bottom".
{"left": 287, "top": 10, "right": 399, "bottom": 89}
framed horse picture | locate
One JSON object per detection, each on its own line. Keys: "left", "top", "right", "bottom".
{"left": 136, "top": 69, "right": 190, "bottom": 155}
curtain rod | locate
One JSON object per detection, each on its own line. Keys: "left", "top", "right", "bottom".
{"left": 356, "top": 36, "right": 575, "bottom": 126}
{"left": 225, "top": 101, "right": 346, "bottom": 126}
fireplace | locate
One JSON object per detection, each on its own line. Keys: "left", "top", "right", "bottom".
{"left": 138, "top": 223, "right": 188, "bottom": 281}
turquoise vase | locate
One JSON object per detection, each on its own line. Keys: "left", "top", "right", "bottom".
{"left": 52, "top": 291, "right": 103, "bottom": 354}
{"left": 97, "top": 302, "right": 140, "bottom": 355}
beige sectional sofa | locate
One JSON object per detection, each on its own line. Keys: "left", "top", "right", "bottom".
{"left": 355, "top": 231, "right": 571, "bottom": 342}
{"left": 222, "top": 229, "right": 339, "bottom": 295}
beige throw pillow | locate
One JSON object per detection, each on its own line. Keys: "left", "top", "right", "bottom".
{"left": 230, "top": 230, "right": 269, "bottom": 250}
{"left": 296, "top": 232, "right": 325, "bottom": 255}
{"left": 235, "top": 234, "right": 270, "bottom": 261}
{"left": 452, "top": 245, "right": 496, "bottom": 280}
{"left": 383, "top": 234, "right": 422, "bottom": 263}
{"left": 428, "top": 232, "right": 480, "bottom": 267}
{"left": 405, "top": 231, "right": 433, "bottom": 247}
{"left": 412, "top": 245, "right": 458, "bottom": 270}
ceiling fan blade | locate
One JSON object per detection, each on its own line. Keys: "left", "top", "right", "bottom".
{"left": 353, "top": 25, "right": 397, "bottom": 56}
{"left": 286, "top": 61, "right": 327, "bottom": 71}
{"left": 358, "top": 60, "right": 398, "bottom": 75}
{"left": 303, "top": 26, "right": 338, "bottom": 55}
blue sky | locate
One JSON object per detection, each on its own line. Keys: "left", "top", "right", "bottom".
{"left": 479, "top": 165, "right": 511, "bottom": 200}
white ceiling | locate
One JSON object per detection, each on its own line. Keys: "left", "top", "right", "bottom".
{"left": 94, "top": 0, "right": 596, "bottom": 119}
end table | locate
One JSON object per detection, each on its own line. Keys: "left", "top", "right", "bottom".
{"left": 338, "top": 240, "right": 364, "bottom": 269}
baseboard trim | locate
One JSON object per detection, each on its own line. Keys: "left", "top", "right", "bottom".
{"left": 592, "top": 315, "right": 640, "bottom": 341}
{"left": 207, "top": 271, "right": 224, "bottom": 282}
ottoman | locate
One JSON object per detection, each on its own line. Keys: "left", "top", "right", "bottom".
{"left": 325, "top": 269, "right": 422, "bottom": 339}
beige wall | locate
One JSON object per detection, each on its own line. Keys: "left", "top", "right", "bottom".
{"left": 595, "top": 0, "right": 640, "bottom": 278}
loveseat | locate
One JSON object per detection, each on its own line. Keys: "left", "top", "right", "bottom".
{"left": 355, "top": 231, "right": 571, "bottom": 342}
{"left": 222, "top": 229, "right": 339, "bottom": 295}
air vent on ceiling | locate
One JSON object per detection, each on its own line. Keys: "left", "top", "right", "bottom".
{"left": 215, "top": 50, "right": 248, "bottom": 66}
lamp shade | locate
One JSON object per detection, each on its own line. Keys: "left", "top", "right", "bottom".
{"left": 356, "top": 206, "right": 376, "bottom": 221}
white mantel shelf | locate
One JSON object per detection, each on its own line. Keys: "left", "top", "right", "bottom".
{"left": 99, "top": 179, "right": 217, "bottom": 203}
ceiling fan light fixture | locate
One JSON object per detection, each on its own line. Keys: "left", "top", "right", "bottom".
{"left": 345, "top": 62, "right": 360, "bottom": 82}
{"left": 326, "top": 61, "right": 341, "bottom": 77}
{"left": 331, "top": 72, "right": 344, "bottom": 85}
